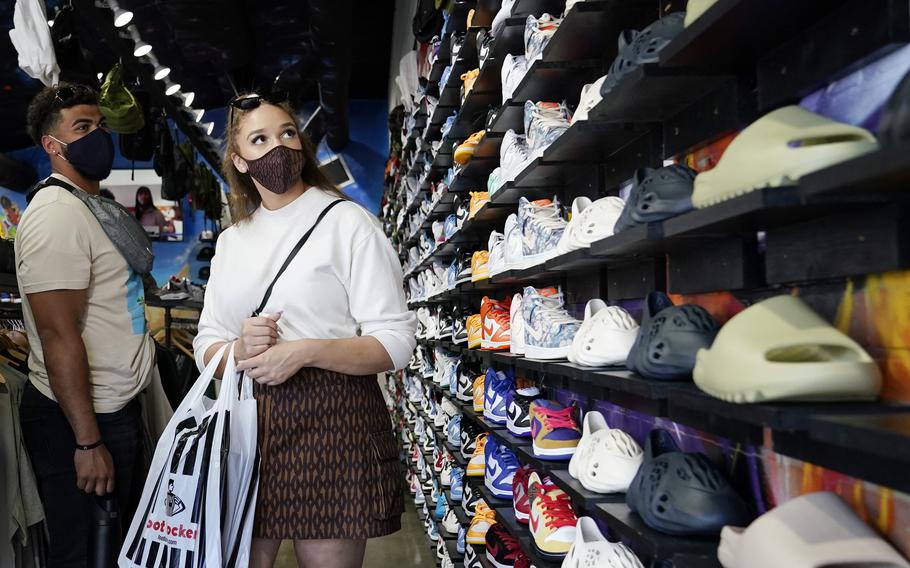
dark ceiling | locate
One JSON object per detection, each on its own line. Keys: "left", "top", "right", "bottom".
{"left": 0, "top": 0, "right": 394, "bottom": 152}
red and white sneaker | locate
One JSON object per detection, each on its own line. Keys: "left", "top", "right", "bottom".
{"left": 512, "top": 463, "right": 537, "bottom": 523}
{"left": 528, "top": 472, "right": 578, "bottom": 560}
{"left": 481, "top": 296, "right": 512, "bottom": 350}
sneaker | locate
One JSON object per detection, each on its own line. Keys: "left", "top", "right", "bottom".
{"left": 500, "top": 130, "right": 532, "bottom": 186}
{"left": 507, "top": 383, "right": 541, "bottom": 437}
{"left": 481, "top": 297, "right": 512, "bottom": 351}
{"left": 478, "top": 28, "right": 494, "bottom": 66}
{"left": 518, "top": 197, "right": 568, "bottom": 269}
{"left": 455, "top": 130, "right": 485, "bottom": 165}
{"left": 502, "top": 53, "right": 529, "bottom": 101}
{"left": 467, "top": 501, "right": 497, "bottom": 545}
{"left": 428, "top": 520, "right": 440, "bottom": 542}
{"left": 491, "top": 0, "right": 515, "bottom": 35}
{"left": 522, "top": 286, "right": 581, "bottom": 360}
{"left": 461, "top": 420, "right": 481, "bottom": 459}
{"left": 438, "top": 309, "right": 455, "bottom": 341}
{"left": 457, "top": 365, "right": 475, "bottom": 401}
{"left": 568, "top": 410, "right": 643, "bottom": 494}
{"left": 568, "top": 299, "right": 639, "bottom": 367}
{"left": 528, "top": 473, "right": 578, "bottom": 559}
{"left": 469, "top": 191, "right": 491, "bottom": 219}
{"left": 524, "top": 100, "right": 571, "bottom": 158}
{"left": 446, "top": 258, "right": 460, "bottom": 290}
{"left": 433, "top": 219, "right": 447, "bottom": 244}
{"left": 563, "top": 517, "right": 645, "bottom": 568}
{"left": 467, "top": 433, "right": 488, "bottom": 477}
{"left": 461, "top": 68, "right": 480, "bottom": 102}
{"left": 454, "top": 195, "right": 469, "bottom": 229}
{"left": 530, "top": 400, "right": 582, "bottom": 459}
{"left": 512, "top": 464, "right": 536, "bottom": 523}
{"left": 451, "top": 466, "right": 465, "bottom": 501}
{"left": 555, "top": 195, "right": 625, "bottom": 254}
{"left": 572, "top": 75, "right": 607, "bottom": 123}
{"left": 509, "top": 292, "right": 526, "bottom": 355}
{"left": 465, "top": 540, "right": 481, "bottom": 568}
{"left": 485, "top": 522, "right": 523, "bottom": 568}
{"left": 457, "top": 525, "right": 467, "bottom": 555}
{"left": 471, "top": 251, "right": 491, "bottom": 282}
{"left": 483, "top": 368, "right": 514, "bottom": 424}
{"left": 444, "top": 213, "right": 459, "bottom": 241}
{"left": 467, "top": 314, "right": 484, "bottom": 348}
{"left": 464, "top": 481, "right": 481, "bottom": 516}
{"left": 455, "top": 249, "right": 474, "bottom": 284}
{"left": 485, "top": 440, "right": 521, "bottom": 499}
{"left": 443, "top": 507, "right": 460, "bottom": 534}
{"left": 435, "top": 448, "right": 445, "bottom": 474}
{"left": 488, "top": 167, "right": 504, "bottom": 197}
{"left": 502, "top": 214, "right": 524, "bottom": 271}
{"left": 436, "top": 491, "right": 448, "bottom": 520}
{"left": 472, "top": 374, "right": 486, "bottom": 412}
{"left": 487, "top": 231, "right": 507, "bottom": 276}
{"left": 525, "top": 13, "right": 562, "bottom": 62}
{"left": 447, "top": 414, "right": 463, "bottom": 447}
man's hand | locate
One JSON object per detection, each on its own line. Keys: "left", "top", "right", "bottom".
{"left": 74, "top": 445, "right": 115, "bottom": 496}
{"left": 236, "top": 340, "right": 307, "bottom": 386}
{"left": 234, "top": 313, "right": 281, "bottom": 361}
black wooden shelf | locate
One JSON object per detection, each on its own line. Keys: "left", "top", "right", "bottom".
{"left": 511, "top": 59, "right": 603, "bottom": 105}
{"left": 799, "top": 144, "right": 910, "bottom": 203}
{"left": 510, "top": 0, "right": 565, "bottom": 18}
{"left": 488, "top": 102, "right": 525, "bottom": 134}
{"left": 539, "top": 1, "right": 655, "bottom": 63}
{"left": 490, "top": 17, "right": 528, "bottom": 61}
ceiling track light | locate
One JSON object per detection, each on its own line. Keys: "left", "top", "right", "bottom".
{"left": 165, "top": 82, "right": 181, "bottom": 96}
{"left": 181, "top": 92, "right": 195, "bottom": 107}
{"left": 202, "top": 122, "right": 215, "bottom": 136}
{"left": 107, "top": 0, "right": 133, "bottom": 28}
{"left": 133, "top": 40, "right": 152, "bottom": 57}
{"left": 154, "top": 65, "right": 171, "bottom": 80}
{"left": 194, "top": 109, "right": 205, "bottom": 122}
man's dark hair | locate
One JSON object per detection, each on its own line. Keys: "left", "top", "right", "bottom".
{"left": 26, "top": 82, "right": 99, "bottom": 145}
{"left": 99, "top": 188, "right": 115, "bottom": 200}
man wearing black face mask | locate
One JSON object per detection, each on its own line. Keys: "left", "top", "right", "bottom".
{"left": 16, "top": 83, "right": 156, "bottom": 567}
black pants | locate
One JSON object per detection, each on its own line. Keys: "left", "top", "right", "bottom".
{"left": 20, "top": 382, "right": 145, "bottom": 568}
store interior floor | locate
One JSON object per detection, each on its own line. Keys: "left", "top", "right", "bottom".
{"left": 272, "top": 502, "right": 435, "bottom": 567}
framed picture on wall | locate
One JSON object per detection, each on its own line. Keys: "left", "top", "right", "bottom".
{"left": 103, "top": 170, "right": 184, "bottom": 242}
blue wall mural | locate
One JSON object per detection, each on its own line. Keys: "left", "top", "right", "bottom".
{"left": 1, "top": 99, "right": 389, "bottom": 285}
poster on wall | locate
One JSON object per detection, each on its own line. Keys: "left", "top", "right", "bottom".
{"left": 104, "top": 170, "right": 183, "bottom": 241}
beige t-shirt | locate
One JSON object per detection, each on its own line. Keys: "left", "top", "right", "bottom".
{"left": 15, "top": 174, "right": 156, "bottom": 413}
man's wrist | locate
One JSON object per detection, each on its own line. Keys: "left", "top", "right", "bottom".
{"left": 75, "top": 440, "right": 104, "bottom": 451}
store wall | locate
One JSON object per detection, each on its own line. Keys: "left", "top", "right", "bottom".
{"left": 389, "top": 0, "right": 420, "bottom": 110}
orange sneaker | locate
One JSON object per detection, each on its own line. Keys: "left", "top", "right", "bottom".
{"left": 467, "top": 433, "right": 488, "bottom": 477}
{"left": 471, "top": 250, "right": 490, "bottom": 282}
{"left": 461, "top": 68, "right": 480, "bottom": 101}
{"left": 466, "top": 500, "right": 497, "bottom": 544}
{"left": 467, "top": 314, "right": 483, "bottom": 348}
{"left": 481, "top": 296, "right": 512, "bottom": 350}
{"left": 468, "top": 191, "right": 490, "bottom": 219}
{"left": 473, "top": 374, "right": 485, "bottom": 412}
{"left": 454, "top": 130, "right": 485, "bottom": 165}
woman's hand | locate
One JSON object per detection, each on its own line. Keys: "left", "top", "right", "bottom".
{"left": 236, "top": 340, "right": 309, "bottom": 386}
{"left": 234, "top": 312, "right": 281, "bottom": 361}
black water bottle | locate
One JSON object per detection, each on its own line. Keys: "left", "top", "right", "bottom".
{"left": 88, "top": 494, "right": 121, "bottom": 568}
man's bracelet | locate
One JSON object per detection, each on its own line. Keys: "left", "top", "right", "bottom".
{"left": 76, "top": 440, "right": 104, "bottom": 451}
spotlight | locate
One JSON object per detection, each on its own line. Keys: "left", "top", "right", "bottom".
{"left": 97, "top": 72, "right": 104, "bottom": 81}
{"left": 165, "top": 82, "right": 181, "bottom": 96}
{"left": 194, "top": 109, "right": 205, "bottom": 122}
{"left": 202, "top": 122, "right": 215, "bottom": 136}
{"left": 133, "top": 40, "right": 152, "bottom": 57}
{"left": 154, "top": 66, "right": 171, "bottom": 80}
{"left": 108, "top": 0, "right": 134, "bottom": 27}
{"left": 181, "top": 92, "right": 195, "bottom": 107}
{"left": 47, "top": 19, "right": 54, "bottom": 27}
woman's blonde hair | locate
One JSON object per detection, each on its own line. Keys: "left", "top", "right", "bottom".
{"left": 222, "top": 97, "right": 346, "bottom": 223}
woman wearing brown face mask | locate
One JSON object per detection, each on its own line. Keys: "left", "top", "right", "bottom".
{"left": 193, "top": 94, "right": 416, "bottom": 568}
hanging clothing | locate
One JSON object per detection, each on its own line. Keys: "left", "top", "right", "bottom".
{"left": 8, "top": 0, "right": 60, "bottom": 86}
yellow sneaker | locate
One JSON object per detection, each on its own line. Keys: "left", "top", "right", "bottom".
{"left": 528, "top": 472, "right": 578, "bottom": 557}
{"left": 467, "top": 314, "right": 483, "bottom": 349}
{"left": 473, "top": 374, "right": 485, "bottom": 412}
{"left": 466, "top": 500, "right": 497, "bottom": 544}
{"left": 467, "top": 433, "right": 488, "bottom": 477}
{"left": 471, "top": 250, "right": 490, "bottom": 282}
{"left": 454, "top": 130, "right": 485, "bottom": 165}
{"left": 461, "top": 68, "right": 480, "bottom": 101}
{"left": 468, "top": 191, "right": 490, "bottom": 219}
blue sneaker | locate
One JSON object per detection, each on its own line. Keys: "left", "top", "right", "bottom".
{"left": 444, "top": 214, "right": 459, "bottom": 240}
{"left": 457, "top": 525, "right": 466, "bottom": 555}
{"left": 451, "top": 467, "right": 464, "bottom": 501}
{"left": 483, "top": 368, "right": 514, "bottom": 425}
{"left": 485, "top": 442, "right": 520, "bottom": 500}
{"left": 447, "top": 414, "right": 462, "bottom": 447}
{"left": 446, "top": 259, "right": 459, "bottom": 290}
{"left": 428, "top": 521, "right": 439, "bottom": 542}
{"left": 518, "top": 196, "right": 568, "bottom": 269}
{"left": 448, "top": 358, "right": 461, "bottom": 393}
{"left": 522, "top": 285, "right": 581, "bottom": 360}
{"left": 435, "top": 491, "right": 447, "bottom": 520}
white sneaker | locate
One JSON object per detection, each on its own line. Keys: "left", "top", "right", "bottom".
{"left": 573, "top": 75, "right": 607, "bottom": 123}
{"left": 488, "top": 230, "right": 507, "bottom": 276}
{"left": 442, "top": 507, "right": 460, "bottom": 535}
{"left": 563, "top": 517, "right": 645, "bottom": 568}
{"left": 502, "top": 53, "right": 529, "bottom": 101}
{"left": 416, "top": 308, "right": 430, "bottom": 340}
{"left": 569, "top": 299, "right": 639, "bottom": 367}
{"left": 519, "top": 197, "right": 567, "bottom": 268}
{"left": 556, "top": 195, "right": 625, "bottom": 254}
{"left": 522, "top": 286, "right": 581, "bottom": 360}
{"left": 568, "top": 411, "right": 643, "bottom": 494}
{"left": 503, "top": 213, "right": 527, "bottom": 270}
{"left": 491, "top": 0, "right": 516, "bottom": 36}
{"left": 510, "top": 293, "right": 526, "bottom": 355}
{"left": 441, "top": 460, "right": 453, "bottom": 487}
{"left": 525, "top": 100, "right": 572, "bottom": 157}
{"left": 500, "top": 129, "right": 532, "bottom": 185}
{"left": 563, "top": 0, "right": 588, "bottom": 16}
{"left": 525, "top": 13, "right": 562, "bottom": 62}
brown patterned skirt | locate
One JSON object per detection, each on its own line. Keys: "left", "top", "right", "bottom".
{"left": 252, "top": 368, "right": 404, "bottom": 540}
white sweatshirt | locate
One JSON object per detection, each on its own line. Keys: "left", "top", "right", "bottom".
{"left": 193, "top": 188, "right": 417, "bottom": 372}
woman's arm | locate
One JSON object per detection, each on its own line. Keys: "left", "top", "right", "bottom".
{"left": 235, "top": 336, "right": 393, "bottom": 385}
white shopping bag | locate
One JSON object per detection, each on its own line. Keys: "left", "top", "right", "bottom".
{"left": 119, "top": 344, "right": 259, "bottom": 568}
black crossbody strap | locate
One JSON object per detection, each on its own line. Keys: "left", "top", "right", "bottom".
{"left": 252, "top": 199, "right": 345, "bottom": 316}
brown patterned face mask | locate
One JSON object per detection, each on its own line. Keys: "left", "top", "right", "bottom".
{"left": 243, "top": 145, "right": 305, "bottom": 194}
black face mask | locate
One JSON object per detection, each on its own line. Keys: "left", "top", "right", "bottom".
{"left": 242, "top": 145, "right": 305, "bottom": 195}
{"left": 51, "top": 128, "right": 115, "bottom": 181}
